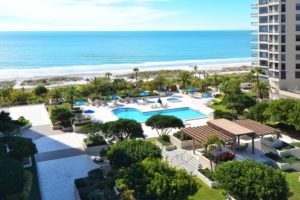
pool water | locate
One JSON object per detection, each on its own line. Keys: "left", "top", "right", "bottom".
{"left": 167, "top": 97, "right": 182, "bottom": 103}
{"left": 112, "top": 107, "right": 207, "bottom": 123}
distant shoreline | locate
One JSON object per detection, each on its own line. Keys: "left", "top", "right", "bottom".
{"left": 0, "top": 58, "right": 251, "bottom": 81}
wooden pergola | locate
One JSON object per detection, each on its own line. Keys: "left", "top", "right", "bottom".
{"left": 181, "top": 119, "right": 278, "bottom": 154}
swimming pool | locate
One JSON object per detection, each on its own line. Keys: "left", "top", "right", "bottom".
{"left": 167, "top": 97, "right": 182, "bottom": 103}
{"left": 112, "top": 107, "right": 207, "bottom": 123}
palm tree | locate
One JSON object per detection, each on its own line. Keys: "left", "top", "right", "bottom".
{"left": 0, "top": 86, "right": 12, "bottom": 103}
{"left": 203, "top": 135, "right": 225, "bottom": 171}
{"left": 66, "top": 86, "right": 77, "bottom": 109}
{"left": 105, "top": 72, "right": 112, "bottom": 81}
{"left": 144, "top": 72, "right": 150, "bottom": 82}
{"left": 251, "top": 67, "right": 264, "bottom": 100}
{"left": 133, "top": 68, "right": 139, "bottom": 83}
{"left": 193, "top": 65, "right": 198, "bottom": 78}
{"left": 178, "top": 71, "right": 192, "bottom": 89}
{"left": 88, "top": 77, "right": 103, "bottom": 97}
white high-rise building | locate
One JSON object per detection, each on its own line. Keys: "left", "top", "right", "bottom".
{"left": 252, "top": 0, "right": 300, "bottom": 99}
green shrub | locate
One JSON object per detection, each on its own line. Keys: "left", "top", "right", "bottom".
{"left": 84, "top": 135, "right": 107, "bottom": 147}
{"left": 291, "top": 142, "right": 300, "bottom": 148}
{"left": 198, "top": 168, "right": 215, "bottom": 181}
{"left": 0, "top": 136, "right": 38, "bottom": 162}
{"left": 158, "top": 135, "right": 171, "bottom": 146}
{"left": 214, "top": 110, "right": 238, "bottom": 120}
{"left": 173, "top": 131, "right": 192, "bottom": 141}
{"left": 0, "top": 157, "right": 26, "bottom": 198}
{"left": 80, "top": 122, "right": 103, "bottom": 134}
{"left": 107, "top": 140, "right": 161, "bottom": 168}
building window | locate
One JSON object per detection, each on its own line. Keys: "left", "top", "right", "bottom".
{"left": 296, "top": 72, "right": 300, "bottom": 79}
{"left": 296, "top": 64, "right": 300, "bottom": 69}
{"left": 282, "top": 5, "right": 286, "bottom": 12}
{"left": 281, "top": 54, "right": 286, "bottom": 61}
{"left": 297, "top": 35, "right": 300, "bottom": 41}
{"left": 297, "top": 3, "right": 300, "bottom": 10}
{"left": 281, "top": 71, "right": 286, "bottom": 80}
{"left": 296, "top": 55, "right": 300, "bottom": 60}
{"left": 297, "top": 14, "right": 300, "bottom": 21}
{"left": 296, "top": 25, "right": 300, "bottom": 31}
{"left": 282, "top": 45, "right": 286, "bottom": 52}
{"left": 282, "top": 63, "right": 286, "bottom": 70}
{"left": 281, "top": 15, "right": 286, "bottom": 23}
{"left": 282, "top": 35, "right": 286, "bottom": 43}
{"left": 297, "top": 45, "right": 300, "bottom": 51}
{"left": 282, "top": 25, "right": 286, "bottom": 33}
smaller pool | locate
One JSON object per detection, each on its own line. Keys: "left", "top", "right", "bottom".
{"left": 167, "top": 97, "right": 182, "bottom": 103}
{"left": 203, "top": 93, "right": 213, "bottom": 98}
{"left": 112, "top": 107, "right": 207, "bottom": 123}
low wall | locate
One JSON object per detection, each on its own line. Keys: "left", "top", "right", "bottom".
{"left": 170, "top": 135, "right": 193, "bottom": 149}
{"left": 266, "top": 157, "right": 300, "bottom": 171}
{"left": 155, "top": 140, "right": 176, "bottom": 151}
{"left": 73, "top": 125, "right": 83, "bottom": 133}
{"left": 198, "top": 153, "right": 217, "bottom": 171}
{"left": 194, "top": 170, "right": 218, "bottom": 188}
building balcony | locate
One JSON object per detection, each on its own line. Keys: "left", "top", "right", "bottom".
{"left": 251, "top": 4, "right": 258, "bottom": 9}
{"left": 251, "top": 13, "right": 258, "bottom": 18}
{"left": 251, "top": 30, "right": 258, "bottom": 35}
{"left": 252, "top": 61, "right": 259, "bottom": 66}
{"left": 251, "top": 46, "right": 258, "bottom": 51}
{"left": 251, "top": 22, "right": 258, "bottom": 26}
{"left": 268, "top": 0, "right": 280, "bottom": 5}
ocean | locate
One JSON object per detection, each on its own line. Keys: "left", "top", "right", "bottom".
{"left": 0, "top": 31, "right": 252, "bottom": 78}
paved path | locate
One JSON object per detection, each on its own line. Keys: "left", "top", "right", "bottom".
{"left": 36, "top": 148, "right": 85, "bottom": 162}
{"left": 22, "top": 125, "right": 64, "bottom": 141}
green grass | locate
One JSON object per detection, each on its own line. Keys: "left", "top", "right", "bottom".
{"left": 208, "top": 103, "right": 231, "bottom": 112}
{"left": 285, "top": 172, "right": 300, "bottom": 200}
{"left": 26, "top": 156, "right": 41, "bottom": 200}
{"left": 189, "top": 179, "right": 225, "bottom": 200}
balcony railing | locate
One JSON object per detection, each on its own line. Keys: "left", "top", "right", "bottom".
{"left": 251, "top": 22, "right": 258, "bottom": 26}
{"left": 251, "top": 13, "right": 258, "bottom": 17}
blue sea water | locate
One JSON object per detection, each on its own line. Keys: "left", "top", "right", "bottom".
{"left": 0, "top": 31, "right": 252, "bottom": 77}
{"left": 112, "top": 107, "right": 207, "bottom": 123}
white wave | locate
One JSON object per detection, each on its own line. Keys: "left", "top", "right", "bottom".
{"left": 0, "top": 57, "right": 252, "bottom": 80}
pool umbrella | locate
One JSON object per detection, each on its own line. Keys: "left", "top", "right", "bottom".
{"left": 75, "top": 100, "right": 86, "bottom": 105}
{"left": 83, "top": 110, "right": 95, "bottom": 114}
{"left": 140, "top": 92, "right": 150, "bottom": 97}
{"left": 109, "top": 95, "right": 120, "bottom": 100}
{"left": 157, "top": 98, "right": 162, "bottom": 105}
{"left": 187, "top": 88, "right": 196, "bottom": 93}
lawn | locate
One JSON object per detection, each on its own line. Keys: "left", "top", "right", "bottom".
{"left": 286, "top": 172, "right": 300, "bottom": 200}
{"left": 189, "top": 179, "right": 225, "bottom": 200}
{"left": 208, "top": 103, "right": 231, "bottom": 112}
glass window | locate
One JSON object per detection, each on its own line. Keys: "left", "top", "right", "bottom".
{"left": 296, "top": 64, "right": 300, "bottom": 69}
{"left": 281, "top": 71, "right": 286, "bottom": 80}
{"left": 296, "top": 25, "right": 300, "bottom": 31}
{"left": 282, "top": 63, "right": 286, "bottom": 70}
{"left": 296, "top": 55, "right": 300, "bottom": 60}
{"left": 297, "top": 35, "right": 300, "bottom": 41}
{"left": 297, "top": 3, "right": 300, "bottom": 10}
{"left": 296, "top": 72, "right": 300, "bottom": 79}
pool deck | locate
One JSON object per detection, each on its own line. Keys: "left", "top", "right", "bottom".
{"left": 82, "top": 94, "right": 214, "bottom": 138}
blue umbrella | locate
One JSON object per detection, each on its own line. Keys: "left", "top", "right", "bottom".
{"left": 187, "top": 88, "right": 196, "bottom": 93}
{"left": 75, "top": 100, "right": 86, "bottom": 105}
{"left": 83, "top": 110, "right": 95, "bottom": 114}
{"left": 109, "top": 95, "right": 119, "bottom": 100}
{"left": 157, "top": 98, "right": 162, "bottom": 105}
{"left": 140, "top": 92, "right": 150, "bottom": 97}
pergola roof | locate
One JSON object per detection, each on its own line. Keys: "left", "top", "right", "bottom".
{"left": 207, "top": 119, "right": 254, "bottom": 136}
{"left": 181, "top": 125, "right": 235, "bottom": 143}
{"left": 234, "top": 119, "right": 279, "bottom": 136}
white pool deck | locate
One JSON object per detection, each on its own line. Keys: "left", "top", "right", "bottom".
{"left": 82, "top": 94, "right": 214, "bottom": 138}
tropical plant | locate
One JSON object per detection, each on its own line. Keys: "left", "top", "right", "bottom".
{"left": 214, "top": 160, "right": 290, "bottom": 200}
{"left": 0, "top": 111, "right": 21, "bottom": 136}
{"left": 251, "top": 67, "right": 264, "bottom": 100}
{"left": 145, "top": 115, "right": 184, "bottom": 136}
{"left": 116, "top": 159, "right": 198, "bottom": 200}
{"left": 203, "top": 135, "right": 225, "bottom": 170}
{"left": 105, "top": 72, "right": 112, "bottom": 80}
{"left": 51, "top": 106, "right": 74, "bottom": 126}
{"left": 144, "top": 72, "right": 150, "bottom": 82}
{"left": 220, "top": 79, "right": 241, "bottom": 96}
{"left": 245, "top": 101, "right": 269, "bottom": 123}
{"left": 80, "top": 122, "right": 103, "bottom": 134}
{"left": 133, "top": 68, "right": 139, "bottom": 83}
{"left": 107, "top": 140, "right": 161, "bottom": 168}
{"left": 214, "top": 110, "right": 238, "bottom": 121}
{"left": 153, "top": 75, "right": 166, "bottom": 90}
{"left": 66, "top": 86, "right": 77, "bottom": 109}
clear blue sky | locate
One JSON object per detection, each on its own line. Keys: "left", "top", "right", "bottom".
{"left": 0, "top": 0, "right": 253, "bottom": 31}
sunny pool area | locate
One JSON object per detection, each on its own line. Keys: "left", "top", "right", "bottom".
{"left": 167, "top": 97, "right": 182, "bottom": 103}
{"left": 112, "top": 107, "right": 207, "bottom": 123}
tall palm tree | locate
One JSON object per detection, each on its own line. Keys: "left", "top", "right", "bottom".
{"left": 144, "top": 72, "right": 150, "bottom": 82}
{"left": 105, "top": 72, "right": 112, "bottom": 81}
{"left": 251, "top": 67, "right": 264, "bottom": 100}
{"left": 66, "top": 86, "right": 77, "bottom": 109}
{"left": 133, "top": 68, "right": 139, "bottom": 83}
{"left": 193, "top": 65, "right": 198, "bottom": 78}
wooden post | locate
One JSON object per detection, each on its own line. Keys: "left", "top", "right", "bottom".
{"left": 252, "top": 134, "right": 255, "bottom": 154}
{"left": 192, "top": 139, "right": 195, "bottom": 154}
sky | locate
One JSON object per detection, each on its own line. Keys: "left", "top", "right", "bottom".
{"left": 0, "top": 0, "right": 253, "bottom": 31}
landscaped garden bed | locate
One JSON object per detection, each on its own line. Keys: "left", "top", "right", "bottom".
{"left": 156, "top": 135, "right": 176, "bottom": 151}
{"left": 265, "top": 152, "right": 300, "bottom": 171}
{"left": 170, "top": 131, "right": 194, "bottom": 149}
